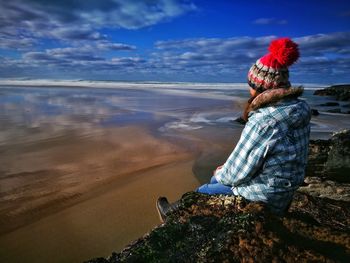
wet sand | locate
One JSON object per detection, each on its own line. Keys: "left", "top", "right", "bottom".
{"left": 0, "top": 125, "right": 198, "bottom": 262}
{"left": 0, "top": 125, "right": 193, "bottom": 233}
{"left": 0, "top": 159, "right": 199, "bottom": 263}
{"left": 0, "top": 83, "right": 245, "bottom": 263}
{"left": 0, "top": 123, "right": 240, "bottom": 263}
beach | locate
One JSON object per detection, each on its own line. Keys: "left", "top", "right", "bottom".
{"left": 1, "top": 81, "right": 350, "bottom": 262}
{"left": 0, "top": 82, "right": 243, "bottom": 262}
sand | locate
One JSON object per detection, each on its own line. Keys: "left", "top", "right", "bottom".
{"left": 0, "top": 159, "right": 199, "bottom": 263}
{"left": 0, "top": 125, "right": 198, "bottom": 261}
{"left": 0, "top": 124, "right": 239, "bottom": 263}
{"left": 0, "top": 125, "right": 191, "bottom": 234}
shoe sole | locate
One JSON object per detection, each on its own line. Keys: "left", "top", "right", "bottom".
{"left": 156, "top": 197, "right": 168, "bottom": 223}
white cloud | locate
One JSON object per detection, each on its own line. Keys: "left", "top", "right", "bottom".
{"left": 0, "top": 0, "right": 196, "bottom": 45}
{"left": 253, "top": 18, "right": 288, "bottom": 25}
{"left": 1, "top": 32, "right": 350, "bottom": 83}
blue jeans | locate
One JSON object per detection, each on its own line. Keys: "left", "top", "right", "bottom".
{"left": 196, "top": 175, "right": 233, "bottom": 195}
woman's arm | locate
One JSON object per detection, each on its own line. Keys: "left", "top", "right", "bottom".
{"left": 215, "top": 118, "right": 278, "bottom": 186}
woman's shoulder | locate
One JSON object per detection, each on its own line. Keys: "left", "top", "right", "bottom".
{"left": 246, "top": 112, "right": 278, "bottom": 135}
{"left": 248, "top": 99, "right": 311, "bottom": 133}
{"left": 248, "top": 108, "right": 278, "bottom": 127}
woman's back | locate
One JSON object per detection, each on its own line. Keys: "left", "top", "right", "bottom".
{"left": 215, "top": 87, "right": 311, "bottom": 214}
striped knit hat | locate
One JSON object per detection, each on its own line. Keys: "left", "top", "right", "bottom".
{"left": 247, "top": 38, "right": 299, "bottom": 92}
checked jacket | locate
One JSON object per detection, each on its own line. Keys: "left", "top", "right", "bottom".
{"left": 215, "top": 90, "right": 311, "bottom": 214}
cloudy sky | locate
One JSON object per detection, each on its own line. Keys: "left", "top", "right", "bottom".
{"left": 0, "top": 0, "right": 349, "bottom": 83}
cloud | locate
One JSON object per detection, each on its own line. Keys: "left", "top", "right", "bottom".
{"left": 294, "top": 32, "right": 350, "bottom": 53}
{"left": 155, "top": 36, "right": 275, "bottom": 53}
{"left": 253, "top": 18, "right": 288, "bottom": 25}
{"left": 0, "top": 0, "right": 196, "bottom": 46}
{"left": 0, "top": 35, "right": 37, "bottom": 50}
{"left": 23, "top": 52, "right": 60, "bottom": 62}
{"left": 50, "top": 28, "right": 106, "bottom": 41}
{"left": 20, "top": 44, "right": 142, "bottom": 70}
{"left": 151, "top": 32, "right": 350, "bottom": 80}
{"left": 0, "top": 37, "right": 142, "bottom": 80}
{"left": 152, "top": 36, "right": 276, "bottom": 73}
{"left": 1, "top": 32, "right": 350, "bottom": 83}
{"left": 96, "top": 42, "right": 136, "bottom": 51}
{"left": 339, "top": 11, "right": 350, "bottom": 17}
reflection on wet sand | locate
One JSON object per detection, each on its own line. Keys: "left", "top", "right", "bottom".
{"left": 0, "top": 125, "right": 208, "bottom": 263}
{"left": 0, "top": 85, "right": 241, "bottom": 263}
{"left": 0, "top": 125, "right": 194, "bottom": 235}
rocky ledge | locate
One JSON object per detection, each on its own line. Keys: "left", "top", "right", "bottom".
{"left": 313, "top": 85, "right": 350, "bottom": 114}
{"left": 314, "top": 85, "right": 350, "bottom": 101}
{"left": 86, "top": 130, "right": 350, "bottom": 263}
{"left": 301, "top": 129, "right": 350, "bottom": 201}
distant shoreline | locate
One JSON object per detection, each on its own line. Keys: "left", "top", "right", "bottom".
{"left": 0, "top": 79, "right": 331, "bottom": 90}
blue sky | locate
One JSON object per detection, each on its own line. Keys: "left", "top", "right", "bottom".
{"left": 0, "top": 0, "right": 349, "bottom": 83}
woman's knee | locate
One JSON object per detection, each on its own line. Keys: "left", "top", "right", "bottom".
{"left": 196, "top": 184, "right": 210, "bottom": 193}
{"left": 197, "top": 183, "right": 233, "bottom": 195}
{"left": 210, "top": 175, "right": 218, "bottom": 184}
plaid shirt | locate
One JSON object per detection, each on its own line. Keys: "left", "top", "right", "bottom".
{"left": 215, "top": 98, "right": 311, "bottom": 214}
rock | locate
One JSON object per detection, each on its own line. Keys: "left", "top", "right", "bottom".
{"left": 306, "top": 138, "right": 331, "bottom": 178}
{"left": 318, "top": 102, "right": 340, "bottom": 106}
{"left": 302, "top": 129, "right": 350, "bottom": 202}
{"left": 304, "top": 176, "right": 322, "bottom": 184}
{"left": 86, "top": 192, "right": 350, "bottom": 263}
{"left": 314, "top": 85, "right": 350, "bottom": 101}
{"left": 298, "top": 177, "right": 350, "bottom": 201}
{"left": 326, "top": 108, "right": 342, "bottom": 113}
{"left": 310, "top": 108, "right": 319, "bottom": 116}
{"left": 306, "top": 129, "right": 350, "bottom": 183}
{"left": 233, "top": 116, "right": 246, "bottom": 125}
{"left": 327, "top": 130, "right": 350, "bottom": 179}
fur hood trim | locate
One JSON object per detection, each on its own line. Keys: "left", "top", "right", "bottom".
{"left": 249, "top": 87, "right": 304, "bottom": 111}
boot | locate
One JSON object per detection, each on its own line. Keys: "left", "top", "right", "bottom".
{"left": 156, "top": 197, "right": 180, "bottom": 223}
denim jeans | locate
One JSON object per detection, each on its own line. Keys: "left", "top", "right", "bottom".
{"left": 196, "top": 175, "right": 234, "bottom": 195}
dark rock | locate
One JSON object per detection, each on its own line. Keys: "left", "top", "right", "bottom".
{"left": 301, "top": 130, "right": 350, "bottom": 202}
{"left": 233, "top": 116, "right": 246, "bottom": 125}
{"left": 311, "top": 109, "right": 319, "bottom": 116}
{"left": 306, "top": 129, "right": 350, "bottom": 183}
{"left": 299, "top": 177, "right": 350, "bottom": 201}
{"left": 306, "top": 139, "right": 331, "bottom": 178}
{"left": 328, "top": 130, "right": 350, "bottom": 177}
{"left": 85, "top": 258, "right": 109, "bottom": 263}
{"left": 318, "top": 102, "right": 340, "bottom": 106}
{"left": 326, "top": 108, "right": 342, "bottom": 113}
{"left": 86, "top": 192, "right": 350, "bottom": 263}
{"left": 314, "top": 85, "right": 350, "bottom": 101}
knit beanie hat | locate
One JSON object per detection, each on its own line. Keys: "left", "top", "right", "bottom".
{"left": 247, "top": 38, "right": 299, "bottom": 92}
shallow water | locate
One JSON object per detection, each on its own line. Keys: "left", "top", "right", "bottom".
{"left": 0, "top": 82, "right": 349, "bottom": 262}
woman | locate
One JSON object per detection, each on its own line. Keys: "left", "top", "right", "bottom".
{"left": 157, "top": 38, "right": 311, "bottom": 219}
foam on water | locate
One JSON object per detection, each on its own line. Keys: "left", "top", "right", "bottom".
{"left": 159, "top": 121, "right": 203, "bottom": 131}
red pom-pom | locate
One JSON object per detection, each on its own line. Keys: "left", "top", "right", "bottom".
{"left": 268, "top": 38, "right": 299, "bottom": 67}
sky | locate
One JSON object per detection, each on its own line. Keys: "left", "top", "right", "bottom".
{"left": 0, "top": 0, "right": 349, "bottom": 84}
